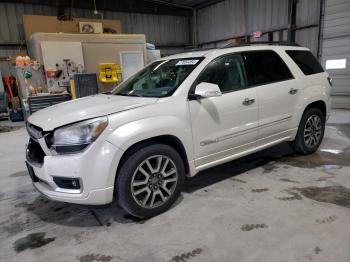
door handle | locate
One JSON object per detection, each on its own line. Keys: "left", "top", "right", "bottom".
{"left": 289, "top": 88, "right": 298, "bottom": 95}
{"left": 242, "top": 98, "right": 255, "bottom": 106}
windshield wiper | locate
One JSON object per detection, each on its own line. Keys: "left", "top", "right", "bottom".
{"left": 115, "top": 93, "right": 143, "bottom": 97}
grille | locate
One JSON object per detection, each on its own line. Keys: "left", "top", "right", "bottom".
{"left": 26, "top": 138, "right": 46, "bottom": 165}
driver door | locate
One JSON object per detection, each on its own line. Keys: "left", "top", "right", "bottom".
{"left": 188, "top": 53, "right": 259, "bottom": 169}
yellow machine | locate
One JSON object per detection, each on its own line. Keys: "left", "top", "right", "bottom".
{"left": 98, "top": 63, "right": 122, "bottom": 83}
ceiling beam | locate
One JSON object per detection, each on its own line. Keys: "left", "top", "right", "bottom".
{"left": 0, "top": 0, "right": 192, "bottom": 16}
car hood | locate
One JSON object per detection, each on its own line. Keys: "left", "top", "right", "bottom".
{"left": 28, "top": 94, "right": 158, "bottom": 131}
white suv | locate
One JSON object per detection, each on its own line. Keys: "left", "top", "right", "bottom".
{"left": 26, "top": 43, "right": 331, "bottom": 218}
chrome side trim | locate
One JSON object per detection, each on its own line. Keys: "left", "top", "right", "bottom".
{"left": 200, "top": 126, "right": 258, "bottom": 146}
{"left": 196, "top": 136, "right": 291, "bottom": 172}
{"left": 259, "top": 115, "right": 292, "bottom": 129}
{"left": 199, "top": 115, "right": 292, "bottom": 146}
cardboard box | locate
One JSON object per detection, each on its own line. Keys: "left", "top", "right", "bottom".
{"left": 23, "top": 15, "right": 122, "bottom": 39}
{"left": 12, "top": 97, "right": 21, "bottom": 109}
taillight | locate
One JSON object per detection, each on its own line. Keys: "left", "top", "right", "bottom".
{"left": 327, "top": 77, "right": 332, "bottom": 86}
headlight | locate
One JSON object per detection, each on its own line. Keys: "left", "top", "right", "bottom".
{"left": 52, "top": 116, "right": 108, "bottom": 154}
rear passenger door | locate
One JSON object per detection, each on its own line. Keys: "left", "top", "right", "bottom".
{"left": 243, "top": 50, "right": 299, "bottom": 145}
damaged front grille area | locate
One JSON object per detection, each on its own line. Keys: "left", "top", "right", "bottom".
{"left": 26, "top": 122, "right": 44, "bottom": 140}
{"left": 26, "top": 122, "right": 54, "bottom": 165}
{"left": 26, "top": 138, "right": 46, "bottom": 165}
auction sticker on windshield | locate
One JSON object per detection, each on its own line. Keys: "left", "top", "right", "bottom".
{"left": 176, "top": 60, "right": 199, "bottom": 66}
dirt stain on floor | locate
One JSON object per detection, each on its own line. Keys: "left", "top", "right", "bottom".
{"left": 327, "top": 123, "right": 350, "bottom": 138}
{"left": 0, "top": 126, "right": 21, "bottom": 133}
{"left": 262, "top": 162, "right": 279, "bottom": 173}
{"left": 314, "top": 246, "right": 323, "bottom": 255}
{"left": 9, "top": 171, "right": 28, "bottom": 178}
{"left": 276, "top": 189, "right": 302, "bottom": 201}
{"left": 280, "top": 146, "right": 350, "bottom": 169}
{"left": 251, "top": 188, "right": 269, "bottom": 193}
{"left": 316, "top": 215, "right": 337, "bottom": 224}
{"left": 77, "top": 254, "right": 114, "bottom": 262}
{"left": 280, "top": 178, "right": 300, "bottom": 184}
{"left": 241, "top": 224, "right": 268, "bottom": 231}
{"left": 293, "top": 186, "right": 350, "bottom": 208}
{"left": 230, "top": 178, "right": 247, "bottom": 183}
{"left": 13, "top": 232, "right": 55, "bottom": 252}
{"left": 167, "top": 248, "right": 203, "bottom": 262}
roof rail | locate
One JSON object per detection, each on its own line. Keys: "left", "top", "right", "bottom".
{"left": 222, "top": 41, "right": 300, "bottom": 49}
{"left": 183, "top": 47, "right": 215, "bottom": 52}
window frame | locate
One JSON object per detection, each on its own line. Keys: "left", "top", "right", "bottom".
{"left": 242, "top": 50, "right": 295, "bottom": 88}
{"left": 189, "top": 52, "right": 250, "bottom": 97}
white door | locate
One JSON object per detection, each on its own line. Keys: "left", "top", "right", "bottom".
{"left": 243, "top": 50, "right": 300, "bottom": 145}
{"left": 189, "top": 53, "right": 259, "bottom": 169}
{"left": 120, "top": 52, "right": 144, "bottom": 80}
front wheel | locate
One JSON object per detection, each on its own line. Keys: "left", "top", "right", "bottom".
{"left": 117, "top": 144, "right": 185, "bottom": 218}
{"left": 291, "top": 108, "right": 325, "bottom": 154}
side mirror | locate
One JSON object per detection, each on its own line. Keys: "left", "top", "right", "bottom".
{"left": 193, "top": 82, "right": 222, "bottom": 98}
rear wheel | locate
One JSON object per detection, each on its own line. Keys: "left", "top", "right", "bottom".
{"left": 291, "top": 108, "right": 325, "bottom": 154}
{"left": 117, "top": 144, "right": 185, "bottom": 218}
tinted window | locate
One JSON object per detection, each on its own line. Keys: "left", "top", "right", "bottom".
{"left": 244, "top": 50, "right": 293, "bottom": 86}
{"left": 196, "top": 54, "right": 247, "bottom": 93}
{"left": 286, "top": 50, "right": 324, "bottom": 75}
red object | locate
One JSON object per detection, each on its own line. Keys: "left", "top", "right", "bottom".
{"left": 2, "top": 76, "right": 14, "bottom": 102}
{"left": 251, "top": 31, "right": 262, "bottom": 38}
{"left": 46, "top": 70, "right": 56, "bottom": 78}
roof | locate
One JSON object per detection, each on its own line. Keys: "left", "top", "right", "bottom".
{"left": 161, "top": 44, "right": 309, "bottom": 60}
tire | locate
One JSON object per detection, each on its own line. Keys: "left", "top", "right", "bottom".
{"left": 117, "top": 143, "right": 185, "bottom": 218}
{"left": 291, "top": 107, "right": 325, "bottom": 155}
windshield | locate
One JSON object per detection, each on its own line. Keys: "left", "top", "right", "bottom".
{"left": 112, "top": 58, "right": 203, "bottom": 98}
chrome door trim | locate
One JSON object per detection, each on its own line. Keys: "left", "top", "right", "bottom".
{"left": 199, "top": 115, "right": 292, "bottom": 146}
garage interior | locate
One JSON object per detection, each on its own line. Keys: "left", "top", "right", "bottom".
{"left": 0, "top": 0, "right": 349, "bottom": 261}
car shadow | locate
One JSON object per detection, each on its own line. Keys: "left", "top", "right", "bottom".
{"left": 22, "top": 143, "right": 295, "bottom": 227}
{"left": 184, "top": 142, "right": 295, "bottom": 193}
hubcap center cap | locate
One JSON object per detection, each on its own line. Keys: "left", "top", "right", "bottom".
{"left": 149, "top": 173, "right": 163, "bottom": 189}
{"left": 150, "top": 177, "right": 159, "bottom": 185}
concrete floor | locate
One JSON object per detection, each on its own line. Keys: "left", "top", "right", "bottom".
{"left": 0, "top": 109, "right": 349, "bottom": 262}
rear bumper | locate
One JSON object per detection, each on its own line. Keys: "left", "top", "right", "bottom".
{"left": 26, "top": 139, "right": 124, "bottom": 205}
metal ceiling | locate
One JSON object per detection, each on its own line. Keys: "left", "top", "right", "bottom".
{"left": 145, "top": 0, "right": 226, "bottom": 9}
{"left": 0, "top": 0, "right": 226, "bottom": 17}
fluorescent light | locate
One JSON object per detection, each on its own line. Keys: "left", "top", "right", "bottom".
{"left": 325, "top": 59, "right": 347, "bottom": 69}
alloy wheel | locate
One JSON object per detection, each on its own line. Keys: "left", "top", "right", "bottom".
{"left": 304, "top": 114, "right": 322, "bottom": 148}
{"left": 131, "top": 155, "right": 178, "bottom": 209}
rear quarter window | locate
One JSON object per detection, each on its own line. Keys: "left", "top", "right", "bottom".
{"left": 286, "top": 50, "right": 324, "bottom": 75}
{"left": 243, "top": 50, "right": 293, "bottom": 87}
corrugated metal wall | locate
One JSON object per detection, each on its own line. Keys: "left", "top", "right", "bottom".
{"left": 247, "top": 0, "right": 289, "bottom": 32}
{"left": 196, "top": 0, "right": 320, "bottom": 54}
{"left": 321, "top": 0, "right": 350, "bottom": 103}
{"left": 0, "top": 2, "right": 191, "bottom": 74}
{"left": 295, "top": 0, "right": 321, "bottom": 55}
{"left": 197, "top": 0, "right": 289, "bottom": 46}
{"left": 0, "top": 47, "right": 19, "bottom": 75}
{"left": 197, "top": 0, "right": 246, "bottom": 45}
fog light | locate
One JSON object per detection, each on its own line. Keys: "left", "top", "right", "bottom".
{"left": 53, "top": 177, "right": 80, "bottom": 190}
